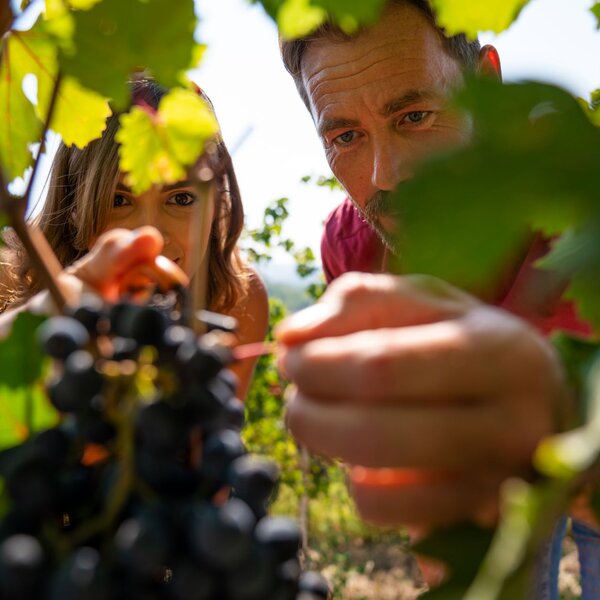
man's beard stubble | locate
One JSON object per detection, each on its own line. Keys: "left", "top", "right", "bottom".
{"left": 355, "top": 191, "right": 401, "bottom": 255}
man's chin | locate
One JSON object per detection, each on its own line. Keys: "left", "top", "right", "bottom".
{"left": 373, "top": 221, "right": 400, "bottom": 256}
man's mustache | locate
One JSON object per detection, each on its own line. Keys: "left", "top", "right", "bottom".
{"left": 363, "top": 191, "right": 396, "bottom": 221}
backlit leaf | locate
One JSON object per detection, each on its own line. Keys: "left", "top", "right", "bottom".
{"left": 59, "top": 0, "right": 197, "bottom": 108}
{"left": 278, "top": 0, "right": 326, "bottom": 39}
{"left": 0, "top": 385, "right": 59, "bottom": 450}
{"left": 430, "top": 0, "right": 531, "bottom": 38}
{"left": 10, "top": 24, "right": 111, "bottom": 148}
{"left": 255, "top": 0, "right": 387, "bottom": 38}
{"left": 116, "top": 88, "right": 219, "bottom": 195}
{"left": 0, "top": 33, "right": 41, "bottom": 180}
{"left": 0, "top": 312, "right": 47, "bottom": 388}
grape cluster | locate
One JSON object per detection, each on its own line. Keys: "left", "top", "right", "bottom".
{"left": 0, "top": 293, "right": 330, "bottom": 599}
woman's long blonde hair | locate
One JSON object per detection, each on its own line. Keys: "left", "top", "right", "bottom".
{"left": 0, "top": 79, "right": 247, "bottom": 313}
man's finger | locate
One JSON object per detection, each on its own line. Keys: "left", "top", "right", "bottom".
{"left": 286, "top": 393, "right": 548, "bottom": 471}
{"left": 275, "top": 273, "right": 476, "bottom": 346}
{"left": 282, "top": 314, "right": 550, "bottom": 400}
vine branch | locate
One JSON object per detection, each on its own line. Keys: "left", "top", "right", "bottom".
{"left": 24, "top": 72, "right": 62, "bottom": 213}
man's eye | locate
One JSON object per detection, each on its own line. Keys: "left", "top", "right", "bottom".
{"left": 403, "top": 111, "right": 430, "bottom": 125}
{"left": 169, "top": 192, "right": 197, "bottom": 207}
{"left": 113, "top": 194, "right": 130, "bottom": 208}
{"left": 334, "top": 131, "right": 358, "bottom": 145}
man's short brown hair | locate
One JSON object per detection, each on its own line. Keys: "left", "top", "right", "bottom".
{"left": 280, "top": 0, "right": 481, "bottom": 110}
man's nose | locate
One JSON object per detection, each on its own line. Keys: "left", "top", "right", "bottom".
{"left": 371, "top": 138, "right": 412, "bottom": 191}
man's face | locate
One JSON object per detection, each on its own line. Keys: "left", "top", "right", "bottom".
{"left": 301, "top": 3, "right": 472, "bottom": 251}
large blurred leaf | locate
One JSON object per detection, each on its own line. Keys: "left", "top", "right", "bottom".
{"left": 430, "top": 0, "right": 530, "bottom": 38}
{"left": 414, "top": 524, "right": 493, "bottom": 598}
{"left": 0, "top": 385, "right": 59, "bottom": 450}
{"left": 0, "top": 33, "right": 41, "bottom": 180}
{"left": 116, "top": 88, "right": 219, "bottom": 194}
{"left": 0, "top": 312, "right": 47, "bottom": 388}
{"left": 394, "top": 79, "right": 600, "bottom": 308}
{"left": 59, "top": 0, "right": 197, "bottom": 108}
{"left": 10, "top": 24, "right": 111, "bottom": 148}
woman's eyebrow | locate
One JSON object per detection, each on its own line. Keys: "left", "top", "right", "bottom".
{"left": 162, "top": 180, "right": 192, "bottom": 192}
{"left": 115, "top": 182, "right": 132, "bottom": 192}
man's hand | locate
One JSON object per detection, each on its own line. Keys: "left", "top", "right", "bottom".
{"left": 276, "top": 273, "right": 567, "bottom": 526}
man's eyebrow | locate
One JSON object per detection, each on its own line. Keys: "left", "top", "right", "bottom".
{"left": 380, "top": 90, "right": 436, "bottom": 118}
{"left": 318, "top": 118, "right": 361, "bottom": 138}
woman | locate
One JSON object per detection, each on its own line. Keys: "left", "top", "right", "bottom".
{"left": 0, "top": 78, "right": 268, "bottom": 399}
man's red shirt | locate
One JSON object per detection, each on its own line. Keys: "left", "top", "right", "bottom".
{"left": 321, "top": 198, "right": 591, "bottom": 337}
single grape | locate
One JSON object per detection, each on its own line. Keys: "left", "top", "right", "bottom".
{"left": 129, "top": 306, "right": 169, "bottom": 346}
{"left": 49, "top": 546, "right": 112, "bottom": 600}
{"left": 190, "top": 499, "right": 255, "bottom": 571}
{"left": 6, "top": 458, "right": 57, "bottom": 518}
{"left": 0, "top": 534, "right": 46, "bottom": 600}
{"left": 68, "top": 294, "right": 105, "bottom": 335}
{"left": 297, "top": 571, "right": 331, "bottom": 599}
{"left": 228, "top": 456, "right": 279, "bottom": 520}
{"left": 167, "top": 559, "right": 215, "bottom": 600}
{"left": 135, "top": 401, "right": 190, "bottom": 457}
{"left": 37, "top": 316, "right": 90, "bottom": 361}
{"left": 255, "top": 516, "right": 301, "bottom": 564}
{"left": 115, "top": 512, "right": 171, "bottom": 580}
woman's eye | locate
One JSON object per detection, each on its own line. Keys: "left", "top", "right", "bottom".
{"left": 113, "top": 194, "right": 130, "bottom": 208}
{"left": 169, "top": 192, "right": 197, "bottom": 207}
{"left": 333, "top": 130, "right": 358, "bottom": 145}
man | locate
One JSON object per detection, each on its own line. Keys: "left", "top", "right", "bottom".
{"left": 275, "top": 1, "right": 597, "bottom": 597}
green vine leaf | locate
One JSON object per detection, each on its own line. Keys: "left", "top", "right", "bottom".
{"left": 11, "top": 24, "right": 111, "bottom": 149}
{"left": 393, "top": 79, "right": 600, "bottom": 309}
{"left": 592, "top": 3, "right": 600, "bottom": 29}
{"left": 430, "top": 0, "right": 531, "bottom": 39}
{"left": 0, "top": 33, "right": 41, "bottom": 180}
{"left": 414, "top": 524, "right": 493, "bottom": 598}
{"left": 0, "top": 312, "right": 47, "bottom": 388}
{"left": 58, "top": 0, "right": 198, "bottom": 108}
{"left": 256, "top": 0, "right": 387, "bottom": 38}
{"left": 116, "top": 87, "right": 219, "bottom": 195}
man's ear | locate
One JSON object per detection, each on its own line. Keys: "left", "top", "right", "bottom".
{"left": 477, "top": 45, "right": 502, "bottom": 81}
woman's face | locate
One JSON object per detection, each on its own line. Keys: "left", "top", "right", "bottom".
{"left": 92, "top": 174, "right": 215, "bottom": 278}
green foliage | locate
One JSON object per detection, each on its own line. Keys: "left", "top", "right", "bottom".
{"left": 414, "top": 524, "right": 493, "bottom": 599}
{"left": 0, "top": 312, "right": 47, "bottom": 388}
{"left": 254, "top": 0, "right": 387, "bottom": 38}
{"left": 0, "top": 32, "right": 41, "bottom": 179}
{"left": 0, "top": 312, "right": 58, "bottom": 450}
{"left": 0, "top": 384, "right": 59, "bottom": 450}
{"left": 592, "top": 3, "right": 600, "bottom": 28}
{"left": 9, "top": 23, "right": 111, "bottom": 148}
{"left": 243, "top": 196, "right": 326, "bottom": 289}
{"left": 393, "top": 77, "right": 600, "bottom": 327}
{"left": 116, "top": 87, "right": 218, "bottom": 194}
{"left": 430, "top": 0, "right": 531, "bottom": 39}
{"left": 57, "top": 0, "right": 198, "bottom": 108}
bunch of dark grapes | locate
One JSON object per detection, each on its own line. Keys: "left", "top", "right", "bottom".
{"left": 0, "top": 292, "right": 330, "bottom": 599}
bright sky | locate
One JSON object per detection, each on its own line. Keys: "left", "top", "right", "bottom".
{"left": 15, "top": 0, "right": 600, "bottom": 280}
